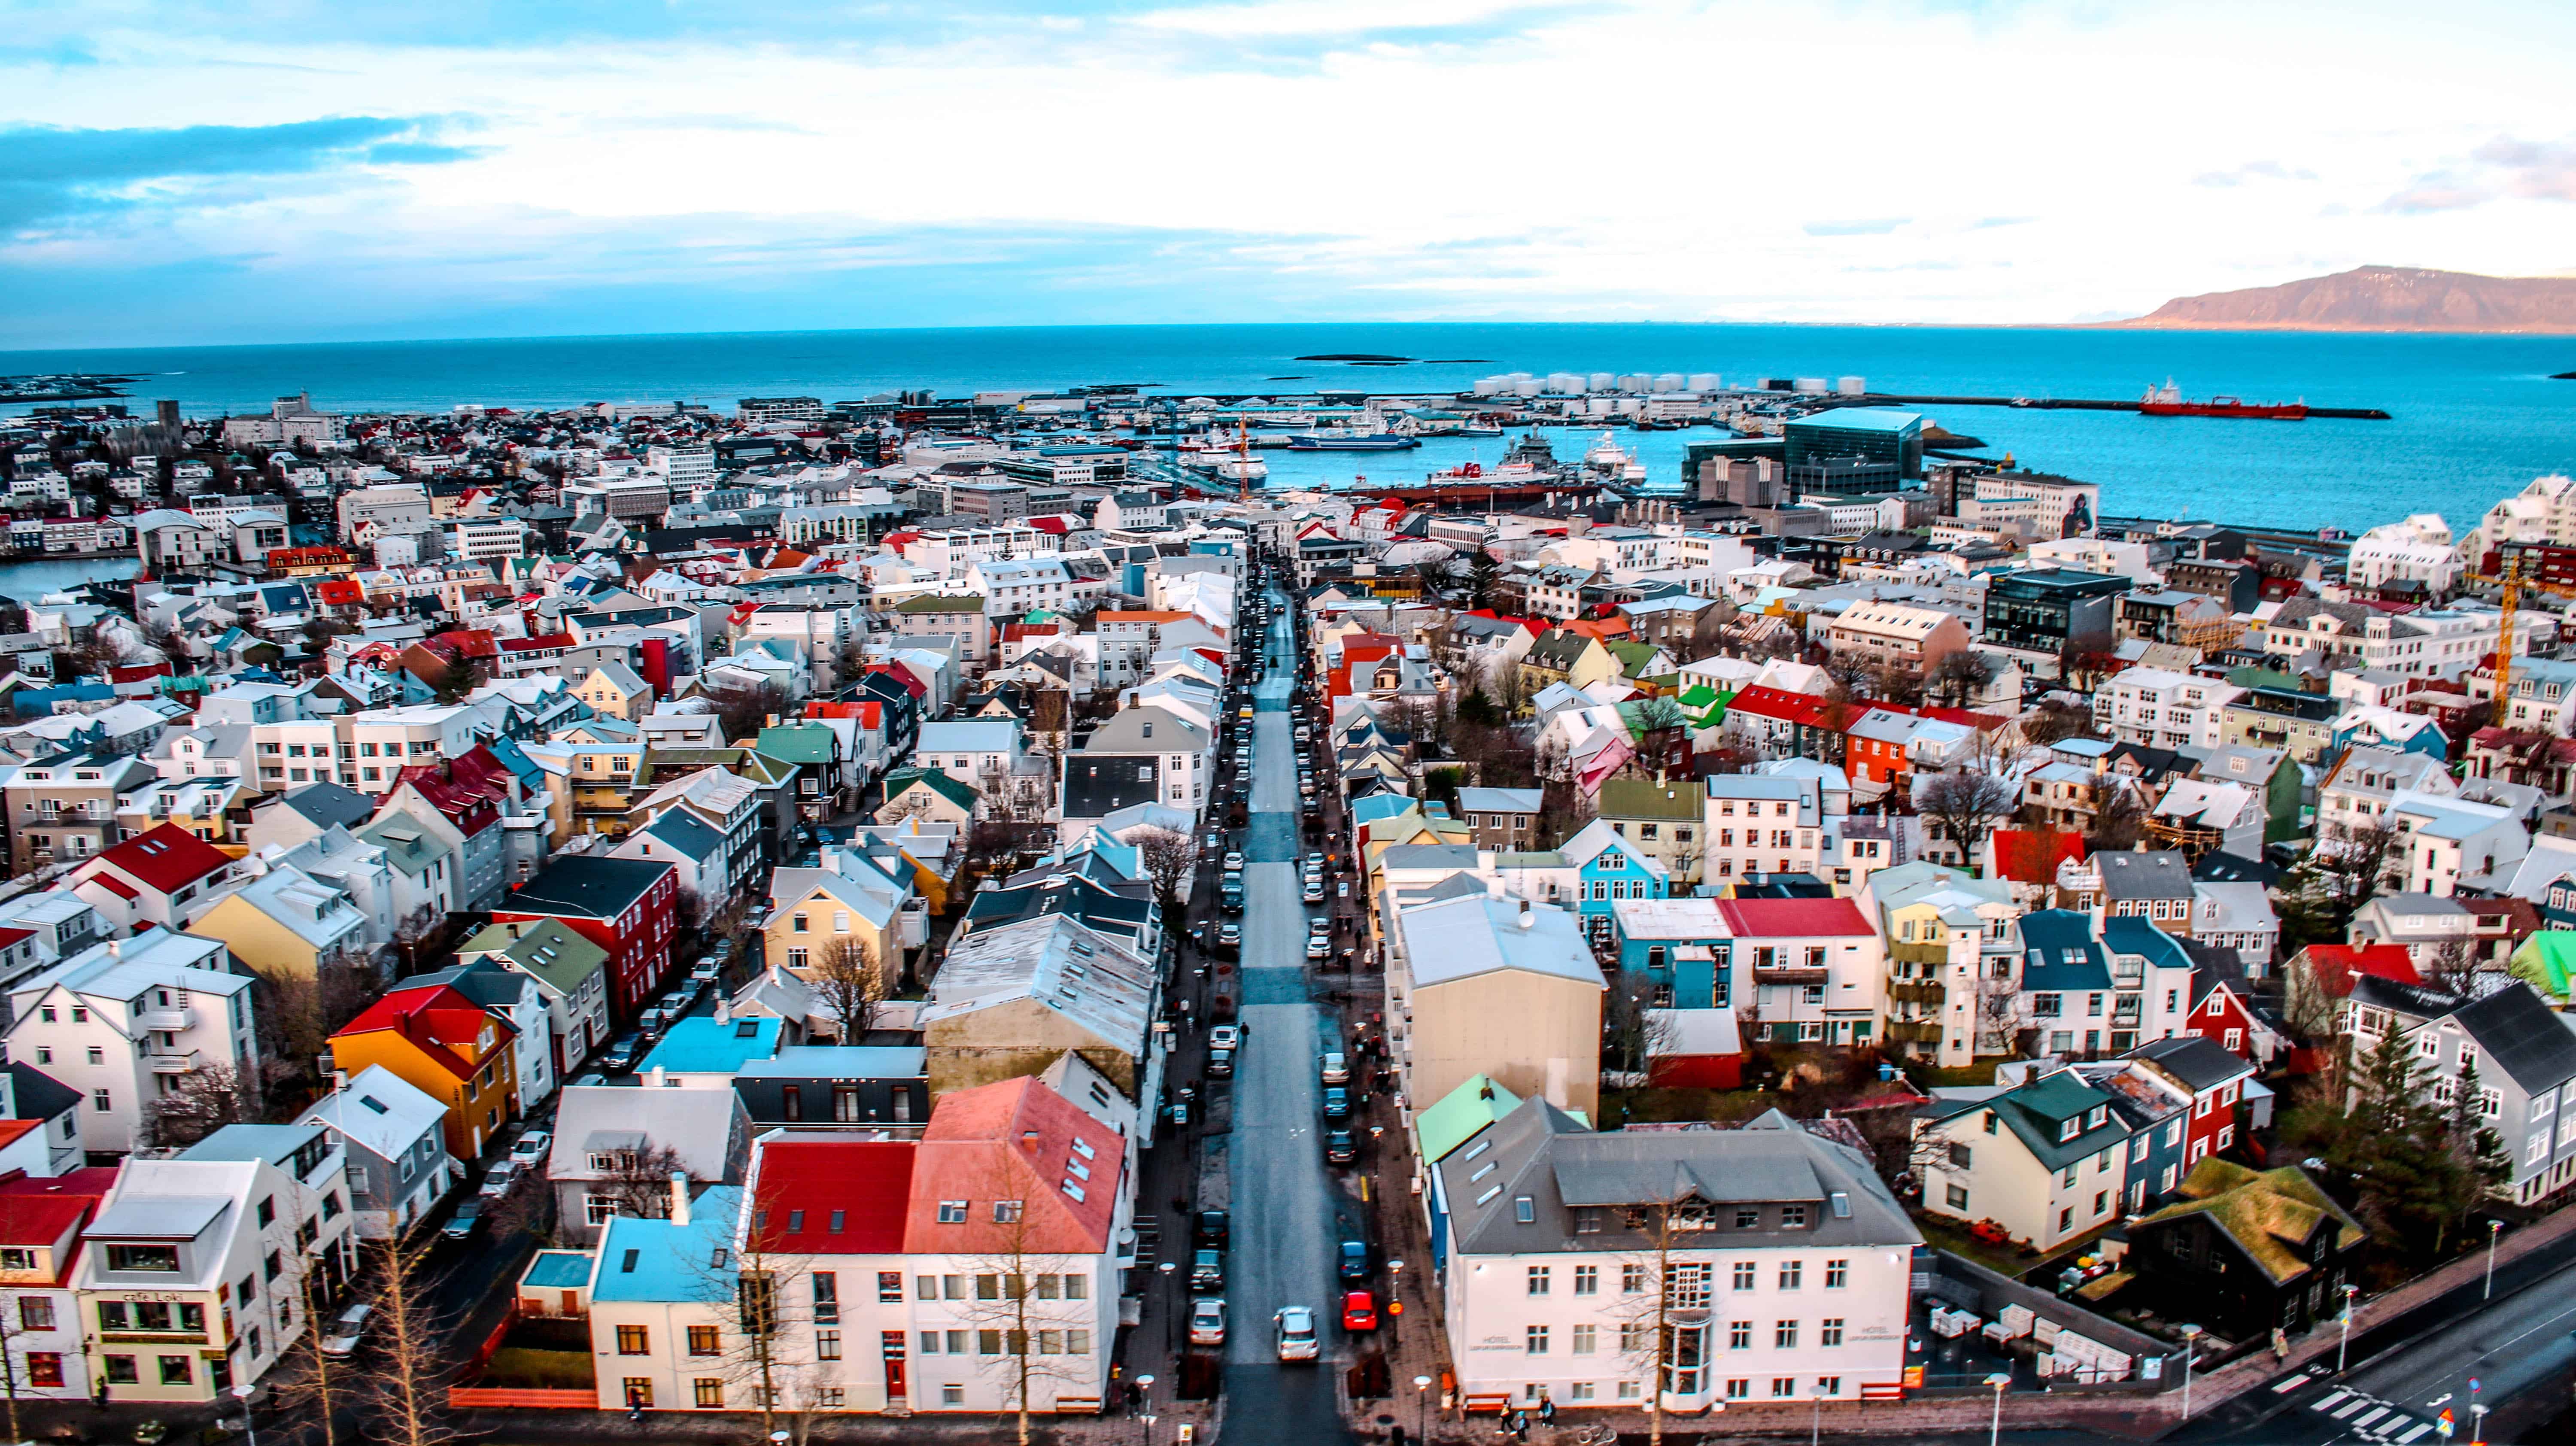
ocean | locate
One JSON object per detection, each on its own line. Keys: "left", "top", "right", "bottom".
{"left": 3, "top": 322, "right": 2570, "bottom": 535}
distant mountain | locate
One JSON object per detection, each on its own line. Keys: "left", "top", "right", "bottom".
{"left": 2109, "top": 265, "right": 2576, "bottom": 333}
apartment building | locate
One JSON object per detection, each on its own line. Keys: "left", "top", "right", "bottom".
{"left": 4, "top": 928, "right": 258, "bottom": 1157}
{"left": 1701, "top": 777, "right": 1825, "bottom": 884}
{"left": 4, "top": 751, "right": 158, "bottom": 874}
{"left": 2093, "top": 668, "right": 2244, "bottom": 751}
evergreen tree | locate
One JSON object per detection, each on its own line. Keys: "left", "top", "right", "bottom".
{"left": 2438, "top": 1055, "right": 2510, "bottom": 1252}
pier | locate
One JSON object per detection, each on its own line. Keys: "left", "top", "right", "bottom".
{"left": 1857, "top": 392, "right": 2391, "bottom": 420}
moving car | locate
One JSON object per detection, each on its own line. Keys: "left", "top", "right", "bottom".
{"left": 321, "top": 1302, "right": 374, "bottom": 1357}
{"left": 1318, "top": 1051, "right": 1349, "bottom": 1084}
{"left": 441, "top": 1200, "right": 482, "bottom": 1241}
{"left": 1189, "top": 1297, "right": 1228, "bottom": 1347}
{"left": 1209, "top": 1024, "right": 1241, "bottom": 1051}
{"left": 1324, "top": 1129, "right": 1356, "bottom": 1164}
{"left": 1340, "top": 1291, "right": 1378, "bottom": 1332}
{"left": 1191, "top": 1248, "right": 1225, "bottom": 1291}
{"left": 1274, "top": 1305, "right": 1320, "bottom": 1361}
{"left": 1338, "top": 1239, "right": 1373, "bottom": 1282}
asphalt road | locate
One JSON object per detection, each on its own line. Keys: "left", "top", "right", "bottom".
{"left": 1221, "top": 596, "right": 1361, "bottom": 1444}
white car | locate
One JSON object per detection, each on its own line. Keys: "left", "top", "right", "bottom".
{"left": 1274, "top": 1305, "right": 1320, "bottom": 1361}
{"left": 1222, "top": 851, "right": 1246, "bottom": 872}
{"left": 689, "top": 957, "right": 720, "bottom": 984}
{"left": 1306, "top": 934, "right": 1331, "bottom": 960}
{"left": 478, "top": 1160, "right": 524, "bottom": 1198}
{"left": 1189, "top": 1297, "right": 1228, "bottom": 1347}
{"left": 1209, "top": 1024, "right": 1241, "bottom": 1051}
{"left": 320, "top": 1303, "right": 373, "bottom": 1358}
{"left": 508, "top": 1130, "right": 551, "bottom": 1164}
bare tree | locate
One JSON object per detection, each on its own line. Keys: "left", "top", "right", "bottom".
{"left": 141, "top": 1060, "right": 260, "bottom": 1148}
{"left": 0, "top": 1284, "right": 49, "bottom": 1444}
{"left": 256, "top": 958, "right": 384, "bottom": 1097}
{"left": 1924, "top": 649, "right": 1993, "bottom": 709}
{"left": 264, "top": 1235, "right": 355, "bottom": 1446}
{"left": 2313, "top": 820, "right": 2399, "bottom": 916}
{"left": 808, "top": 935, "right": 884, "bottom": 1042}
{"left": 589, "top": 1142, "right": 694, "bottom": 1221}
{"left": 1975, "top": 958, "right": 2025, "bottom": 1058}
{"left": 1917, "top": 769, "right": 2020, "bottom": 869}
{"left": 2419, "top": 936, "right": 2480, "bottom": 999}
{"left": 1127, "top": 826, "right": 1197, "bottom": 937}
{"left": 953, "top": 1192, "right": 1101, "bottom": 1446}
{"left": 2084, "top": 779, "right": 2148, "bottom": 855}
{"left": 693, "top": 1204, "right": 820, "bottom": 1444}
{"left": 1610, "top": 1196, "right": 1710, "bottom": 1446}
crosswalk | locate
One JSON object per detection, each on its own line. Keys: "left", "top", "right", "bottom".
{"left": 2309, "top": 1387, "right": 2442, "bottom": 1443}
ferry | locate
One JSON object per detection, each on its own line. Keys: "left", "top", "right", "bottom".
{"left": 2137, "top": 378, "right": 2308, "bottom": 421}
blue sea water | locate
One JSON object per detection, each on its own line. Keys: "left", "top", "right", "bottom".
{"left": 3, "top": 323, "right": 2570, "bottom": 534}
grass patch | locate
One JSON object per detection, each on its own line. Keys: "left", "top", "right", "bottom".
{"left": 1911, "top": 1060, "right": 2000, "bottom": 1089}
{"left": 1599, "top": 1086, "right": 1777, "bottom": 1128}
{"left": 480, "top": 1347, "right": 595, "bottom": 1391}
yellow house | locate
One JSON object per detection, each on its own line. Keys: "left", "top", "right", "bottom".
{"left": 574, "top": 662, "right": 653, "bottom": 721}
{"left": 759, "top": 851, "right": 915, "bottom": 1002}
{"left": 190, "top": 862, "right": 374, "bottom": 979}
{"left": 1515, "top": 629, "right": 1619, "bottom": 702}
{"left": 330, "top": 980, "right": 524, "bottom": 1160}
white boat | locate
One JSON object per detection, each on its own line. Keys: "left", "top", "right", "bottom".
{"left": 1584, "top": 430, "right": 1634, "bottom": 471}
{"left": 1215, "top": 452, "right": 1268, "bottom": 483}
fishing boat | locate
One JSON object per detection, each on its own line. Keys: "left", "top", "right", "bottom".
{"left": 2137, "top": 378, "right": 2308, "bottom": 420}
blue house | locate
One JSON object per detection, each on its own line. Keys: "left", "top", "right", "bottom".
{"left": 1559, "top": 818, "right": 1669, "bottom": 943}
{"left": 1607, "top": 896, "right": 1732, "bottom": 1010}
{"left": 2328, "top": 708, "right": 2446, "bottom": 761}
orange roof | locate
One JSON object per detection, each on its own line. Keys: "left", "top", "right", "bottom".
{"left": 1098, "top": 611, "right": 1190, "bottom": 623}
{"left": 903, "top": 1077, "right": 1121, "bottom": 1255}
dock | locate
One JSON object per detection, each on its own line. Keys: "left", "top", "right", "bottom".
{"left": 1857, "top": 392, "right": 2390, "bottom": 420}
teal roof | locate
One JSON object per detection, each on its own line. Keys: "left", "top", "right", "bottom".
{"left": 1417, "top": 1075, "right": 1520, "bottom": 1163}
{"left": 592, "top": 1186, "right": 743, "bottom": 1303}
{"left": 1350, "top": 795, "right": 1417, "bottom": 828}
{"left": 1787, "top": 407, "right": 1921, "bottom": 433}
{"left": 884, "top": 766, "right": 979, "bottom": 812}
{"left": 522, "top": 1251, "right": 596, "bottom": 1290}
{"left": 641, "top": 1016, "right": 784, "bottom": 1075}
{"left": 754, "top": 723, "right": 839, "bottom": 763}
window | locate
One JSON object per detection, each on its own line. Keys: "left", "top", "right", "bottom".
{"left": 103, "top": 1356, "right": 137, "bottom": 1385}
{"left": 1772, "top": 1377, "right": 1797, "bottom": 1398}
{"left": 1526, "top": 1266, "right": 1551, "bottom": 1296}
{"left": 1731, "top": 1261, "right": 1756, "bottom": 1291}
{"left": 992, "top": 1200, "right": 1024, "bottom": 1224}
{"left": 693, "top": 1379, "right": 725, "bottom": 1408}
{"left": 937, "top": 1200, "right": 968, "bottom": 1224}
{"left": 24, "top": 1354, "right": 61, "bottom": 1388}
{"left": 106, "top": 1245, "right": 178, "bottom": 1273}
{"left": 941, "top": 1385, "right": 965, "bottom": 1406}
{"left": 1727, "top": 1321, "right": 1752, "bottom": 1350}
{"left": 1525, "top": 1325, "right": 1550, "bottom": 1354}
{"left": 1725, "top": 1379, "right": 1750, "bottom": 1400}
{"left": 18, "top": 1298, "right": 51, "bottom": 1331}
{"left": 1945, "top": 1184, "right": 1968, "bottom": 1211}
{"left": 617, "top": 1325, "right": 650, "bottom": 1355}
{"left": 1777, "top": 1260, "right": 1801, "bottom": 1290}
{"left": 872, "top": 1271, "right": 898, "bottom": 1306}
{"left": 92, "top": 1091, "right": 111, "bottom": 1113}
{"left": 1573, "top": 1265, "right": 1599, "bottom": 1295}
{"left": 1781, "top": 1204, "right": 1807, "bottom": 1229}
{"left": 1817, "top": 1375, "right": 1843, "bottom": 1397}
{"left": 687, "top": 1325, "right": 719, "bottom": 1356}
{"left": 159, "top": 1356, "right": 193, "bottom": 1386}
{"left": 817, "top": 1329, "right": 842, "bottom": 1361}
{"left": 1621, "top": 1264, "right": 1647, "bottom": 1294}
{"left": 1571, "top": 1324, "right": 1597, "bottom": 1355}
{"left": 1775, "top": 1320, "right": 1799, "bottom": 1349}
{"left": 1824, "top": 1259, "right": 1848, "bottom": 1289}
{"left": 1821, "top": 1318, "right": 1845, "bottom": 1347}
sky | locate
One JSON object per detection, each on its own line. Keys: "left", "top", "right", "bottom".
{"left": 3, "top": 0, "right": 2574, "bottom": 348}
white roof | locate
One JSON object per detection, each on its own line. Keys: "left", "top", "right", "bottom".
{"left": 301, "top": 1064, "right": 448, "bottom": 1163}
{"left": 1399, "top": 895, "right": 1604, "bottom": 990}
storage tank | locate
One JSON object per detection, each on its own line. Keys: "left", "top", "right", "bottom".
{"left": 1546, "top": 372, "right": 1586, "bottom": 394}
{"left": 1654, "top": 373, "right": 1685, "bottom": 392}
{"left": 1473, "top": 376, "right": 1507, "bottom": 397}
{"left": 1513, "top": 379, "right": 1543, "bottom": 398}
{"left": 1837, "top": 376, "right": 1867, "bottom": 396}
{"left": 1588, "top": 372, "right": 1617, "bottom": 392}
{"left": 1688, "top": 373, "right": 1722, "bottom": 392}
{"left": 1795, "top": 377, "right": 1830, "bottom": 394}
{"left": 1618, "top": 374, "right": 1653, "bottom": 393}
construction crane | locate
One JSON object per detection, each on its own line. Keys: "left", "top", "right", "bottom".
{"left": 2466, "top": 551, "right": 2576, "bottom": 725}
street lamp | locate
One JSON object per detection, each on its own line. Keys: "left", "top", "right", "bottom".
{"left": 1984, "top": 1372, "right": 2010, "bottom": 1446}
{"left": 2178, "top": 1324, "right": 2203, "bottom": 1421}
{"left": 2337, "top": 1283, "right": 2358, "bottom": 1373}
{"left": 2470, "top": 1402, "right": 2488, "bottom": 1446}
{"left": 1414, "top": 1373, "right": 1433, "bottom": 1444}
{"left": 231, "top": 1383, "right": 258, "bottom": 1446}
{"left": 2483, "top": 1220, "right": 2503, "bottom": 1300}
{"left": 1158, "top": 1261, "right": 1179, "bottom": 1355}
{"left": 1134, "top": 1374, "right": 1156, "bottom": 1446}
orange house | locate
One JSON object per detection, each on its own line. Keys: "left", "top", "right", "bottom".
{"left": 329, "top": 982, "right": 522, "bottom": 1160}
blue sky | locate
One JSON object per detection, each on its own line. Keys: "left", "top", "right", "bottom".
{"left": 3, "top": 0, "right": 2573, "bottom": 348}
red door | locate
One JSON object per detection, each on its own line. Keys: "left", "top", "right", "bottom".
{"left": 881, "top": 1332, "right": 907, "bottom": 1401}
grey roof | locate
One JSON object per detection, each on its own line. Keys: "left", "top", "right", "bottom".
{"left": 2126, "top": 1035, "right": 2255, "bottom": 1093}
{"left": 2096, "top": 849, "right": 2195, "bottom": 899}
{"left": 1455, "top": 787, "right": 1543, "bottom": 815}
{"left": 275, "top": 781, "right": 376, "bottom": 830}
{"left": 1440, "top": 1100, "right": 1919, "bottom": 1256}
{"left": 736, "top": 1045, "right": 927, "bottom": 1079}
{"left": 1399, "top": 896, "right": 1603, "bottom": 990}
{"left": 176, "top": 1123, "right": 329, "bottom": 1167}
{"left": 2448, "top": 983, "right": 2576, "bottom": 1095}
{"left": 547, "top": 1084, "right": 749, "bottom": 1183}
{"left": 87, "top": 1195, "right": 231, "bottom": 1240}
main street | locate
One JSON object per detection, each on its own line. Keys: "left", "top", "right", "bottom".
{"left": 1220, "top": 590, "right": 1362, "bottom": 1445}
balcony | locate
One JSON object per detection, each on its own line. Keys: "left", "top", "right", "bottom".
{"left": 1888, "top": 941, "right": 1950, "bottom": 967}
{"left": 1888, "top": 980, "right": 1946, "bottom": 1007}
{"left": 1885, "top": 1020, "right": 1946, "bottom": 1045}
{"left": 139, "top": 1008, "right": 191, "bottom": 1033}
{"left": 1751, "top": 965, "right": 1829, "bottom": 986}
{"left": 147, "top": 1049, "right": 203, "bottom": 1075}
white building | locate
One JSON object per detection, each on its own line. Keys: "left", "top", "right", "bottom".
{"left": 4, "top": 929, "right": 260, "bottom": 1157}
{"left": 2093, "top": 668, "right": 2244, "bottom": 751}
{"left": 2345, "top": 514, "right": 2463, "bottom": 592}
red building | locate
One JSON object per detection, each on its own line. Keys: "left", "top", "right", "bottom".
{"left": 2185, "top": 970, "right": 2284, "bottom": 1064}
{"left": 2126, "top": 1035, "right": 2258, "bottom": 1168}
{"left": 489, "top": 855, "right": 678, "bottom": 1025}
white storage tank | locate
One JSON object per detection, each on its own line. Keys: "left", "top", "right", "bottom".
{"left": 1654, "top": 373, "right": 1685, "bottom": 392}
{"left": 1837, "top": 376, "right": 1868, "bottom": 396}
{"left": 1513, "top": 379, "right": 1543, "bottom": 398}
{"left": 1795, "top": 376, "right": 1830, "bottom": 394}
{"left": 1546, "top": 371, "right": 1587, "bottom": 394}
{"left": 1473, "top": 376, "right": 1508, "bottom": 397}
{"left": 1588, "top": 372, "right": 1617, "bottom": 392}
{"left": 1688, "top": 373, "right": 1722, "bottom": 392}
{"left": 1618, "top": 373, "right": 1653, "bottom": 393}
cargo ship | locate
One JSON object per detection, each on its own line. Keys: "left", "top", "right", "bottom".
{"left": 2137, "top": 378, "right": 2308, "bottom": 420}
{"left": 1287, "top": 431, "right": 1420, "bottom": 451}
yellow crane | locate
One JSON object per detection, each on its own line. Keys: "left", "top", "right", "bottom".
{"left": 2467, "top": 551, "right": 2576, "bottom": 725}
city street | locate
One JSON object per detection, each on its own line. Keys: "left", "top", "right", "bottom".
{"left": 1221, "top": 595, "right": 1363, "bottom": 1445}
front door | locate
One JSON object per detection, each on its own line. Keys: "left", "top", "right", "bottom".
{"left": 881, "top": 1331, "right": 908, "bottom": 1400}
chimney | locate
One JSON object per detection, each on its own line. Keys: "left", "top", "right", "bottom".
{"left": 1516, "top": 899, "right": 1534, "bottom": 930}
{"left": 669, "top": 1172, "right": 691, "bottom": 1227}
{"left": 107, "top": 940, "right": 121, "bottom": 960}
{"left": 649, "top": 1065, "right": 667, "bottom": 1088}
{"left": 714, "top": 998, "right": 732, "bottom": 1024}
{"left": 766, "top": 714, "right": 781, "bottom": 729}
{"left": 332, "top": 1069, "right": 349, "bottom": 1092}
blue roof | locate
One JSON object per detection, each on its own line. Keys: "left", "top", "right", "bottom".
{"left": 522, "top": 1250, "right": 597, "bottom": 1290}
{"left": 640, "top": 1016, "right": 784, "bottom": 1075}
{"left": 1786, "top": 407, "right": 1922, "bottom": 433}
{"left": 591, "top": 1186, "right": 742, "bottom": 1303}
{"left": 2102, "top": 915, "right": 2197, "bottom": 972}
{"left": 1349, "top": 795, "right": 1418, "bottom": 828}
{"left": 2017, "top": 909, "right": 2114, "bottom": 991}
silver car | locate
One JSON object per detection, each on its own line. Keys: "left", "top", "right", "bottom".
{"left": 1274, "top": 1305, "right": 1319, "bottom": 1361}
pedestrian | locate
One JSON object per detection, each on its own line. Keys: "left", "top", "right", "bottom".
{"left": 1539, "top": 1396, "right": 1555, "bottom": 1425}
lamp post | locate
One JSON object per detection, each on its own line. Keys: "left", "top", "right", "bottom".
{"left": 2470, "top": 1401, "right": 2488, "bottom": 1446}
{"left": 1415, "top": 1373, "right": 1433, "bottom": 1444}
{"left": 2337, "top": 1283, "right": 2358, "bottom": 1373}
{"left": 2178, "top": 1324, "right": 2203, "bottom": 1421}
{"left": 1984, "top": 1372, "right": 2010, "bottom": 1446}
{"left": 1134, "top": 1374, "right": 1156, "bottom": 1446}
{"left": 1158, "top": 1260, "right": 1178, "bottom": 1355}
{"left": 2483, "top": 1220, "right": 2503, "bottom": 1300}
{"left": 231, "top": 1383, "right": 259, "bottom": 1446}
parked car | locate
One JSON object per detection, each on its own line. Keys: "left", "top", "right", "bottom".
{"left": 1340, "top": 1291, "right": 1378, "bottom": 1332}
{"left": 689, "top": 957, "right": 720, "bottom": 984}
{"left": 1208, "top": 1046, "right": 1234, "bottom": 1078}
{"left": 1338, "top": 1239, "right": 1372, "bottom": 1281}
{"left": 1189, "top": 1297, "right": 1229, "bottom": 1347}
{"left": 1319, "top": 1051, "right": 1349, "bottom": 1084}
{"left": 1222, "top": 851, "right": 1245, "bottom": 872}
{"left": 320, "top": 1302, "right": 374, "bottom": 1357}
{"left": 1274, "top": 1305, "right": 1320, "bottom": 1361}
{"left": 1302, "top": 878, "right": 1324, "bottom": 903}
{"left": 479, "top": 1161, "right": 524, "bottom": 1198}
{"left": 1324, "top": 1129, "right": 1356, "bottom": 1164}
{"left": 1194, "top": 1209, "right": 1230, "bottom": 1246}
{"left": 1321, "top": 1088, "right": 1351, "bottom": 1122}
{"left": 1191, "top": 1248, "right": 1225, "bottom": 1291}
{"left": 441, "top": 1200, "right": 482, "bottom": 1241}
{"left": 1217, "top": 922, "right": 1242, "bottom": 951}
{"left": 1306, "top": 933, "right": 1331, "bottom": 960}
{"left": 508, "top": 1130, "right": 551, "bottom": 1164}
{"left": 1209, "top": 1024, "right": 1241, "bottom": 1051}
{"left": 604, "top": 1033, "right": 641, "bottom": 1070}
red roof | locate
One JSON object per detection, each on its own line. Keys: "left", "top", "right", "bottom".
{"left": 1026, "top": 516, "right": 1068, "bottom": 535}
{"left": 314, "top": 579, "right": 365, "bottom": 606}
{"left": 1713, "top": 897, "right": 1875, "bottom": 937}
{"left": 437, "top": 629, "right": 501, "bottom": 659}
{"left": 1723, "top": 685, "right": 1836, "bottom": 727}
{"left": 0, "top": 1167, "right": 118, "bottom": 1282}
{"left": 904, "top": 1077, "right": 1121, "bottom": 1255}
{"left": 864, "top": 665, "right": 927, "bottom": 700}
{"left": 1990, "top": 830, "right": 2087, "bottom": 885}
{"left": 109, "top": 663, "right": 173, "bottom": 685}
{"left": 1462, "top": 609, "right": 1547, "bottom": 636}
{"left": 334, "top": 983, "right": 514, "bottom": 1084}
{"left": 498, "top": 634, "right": 574, "bottom": 653}
{"left": 79, "top": 823, "right": 230, "bottom": 896}
{"left": 2297, "top": 943, "right": 2422, "bottom": 997}
{"left": 750, "top": 1139, "right": 917, "bottom": 1254}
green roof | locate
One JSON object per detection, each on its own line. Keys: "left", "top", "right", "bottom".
{"left": 1604, "top": 640, "right": 1660, "bottom": 671}
{"left": 1416, "top": 1075, "right": 1521, "bottom": 1163}
{"left": 894, "top": 594, "right": 986, "bottom": 614}
{"left": 456, "top": 917, "right": 609, "bottom": 997}
{"left": 2511, "top": 931, "right": 2576, "bottom": 1002}
{"left": 753, "top": 723, "right": 840, "bottom": 763}
{"left": 884, "top": 767, "right": 979, "bottom": 812}
{"left": 2135, "top": 1160, "right": 2364, "bottom": 1284}
{"left": 1596, "top": 777, "right": 1702, "bottom": 820}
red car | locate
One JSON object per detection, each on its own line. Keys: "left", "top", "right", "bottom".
{"left": 1341, "top": 1291, "right": 1378, "bottom": 1332}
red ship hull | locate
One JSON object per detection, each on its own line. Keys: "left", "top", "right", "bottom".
{"left": 2138, "top": 397, "right": 2308, "bottom": 420}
